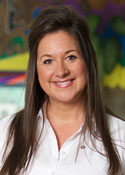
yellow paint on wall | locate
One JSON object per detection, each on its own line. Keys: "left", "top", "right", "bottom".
{"left": 0, "top": 52, "right": 125, "bottom": 89}
{"left": 103, "top": 64, "right": 125, "bottom": 89}
{"left": 0, "top": 52, "right": 29, "bottom": 71}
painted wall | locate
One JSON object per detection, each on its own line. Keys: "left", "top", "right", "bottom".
{"left": 0, "top": 0, "right": 125, "bottom": 118}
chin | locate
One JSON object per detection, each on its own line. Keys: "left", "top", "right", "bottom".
{"left": 55, "top": 95, "right": 78, "bottom": 104}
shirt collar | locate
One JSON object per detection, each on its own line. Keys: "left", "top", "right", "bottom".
{"left": 37, "top": 109, "right": 43, "bottom": 118}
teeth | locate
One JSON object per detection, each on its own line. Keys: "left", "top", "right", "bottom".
{"left": 56, "top": 80, "right": 71, "bottom": 85}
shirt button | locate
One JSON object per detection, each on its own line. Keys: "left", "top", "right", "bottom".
{"left": 81, "top": 145, "right": 86, "bottom": 149}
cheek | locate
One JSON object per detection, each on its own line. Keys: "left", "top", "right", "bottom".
{"left": 80, "top": 67, "right": 86, "bottom": 79}
{"left": 71, "top": 61, "right": 86, "bottom": 78}
{"left": 37, "top": 66, "right": 53, "bottom": 82}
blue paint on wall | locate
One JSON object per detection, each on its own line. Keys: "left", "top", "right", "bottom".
{"left": 32, "top": 7, "right": 42, "bottom": 19}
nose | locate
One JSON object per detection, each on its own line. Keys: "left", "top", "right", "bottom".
{"left": 55, "top": 61, "right": 70, "bottom": 78}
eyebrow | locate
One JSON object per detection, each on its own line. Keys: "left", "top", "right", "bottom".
{"left": 40, "top": 49, "right": 79, "bottom": 59}
{"left": 65, "top": 49, "right": 79, "bottom": 54}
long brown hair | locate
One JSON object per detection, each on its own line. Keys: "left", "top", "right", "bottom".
{"left": 0, "top": 6, "right": 122, "bottom": 175}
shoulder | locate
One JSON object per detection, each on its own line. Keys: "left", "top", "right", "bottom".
{"left": 0, "top": 116, "right": 14, "bottom": 167}
{"left": 107, "top": 115, "right": 125, "bottom": 169}
{"left": 0, "top": 116, "right": 14, "bottom": 146}
{"left": 0, "top": 116, "right": 14, "bottom": 149}
{"left": 0, "top": 116, "right": 13, "bottom": 136}
{"left": 107, "top": 114, "right": 125, "bottom": 142}
{"left": 107, "top": 114, "right": 125, "bottom": 135}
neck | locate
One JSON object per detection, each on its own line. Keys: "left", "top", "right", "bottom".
{"left": 46, "top": 98, "right": 86, "bottom": 125}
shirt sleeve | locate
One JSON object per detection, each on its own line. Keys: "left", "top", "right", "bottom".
{"left": 0, "top": 116, "right": 12, "bottom": 169}
{"left": 109, "top": 115, "right": 125, "bottom": 174}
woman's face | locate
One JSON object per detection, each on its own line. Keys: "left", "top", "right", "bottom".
{"left": 37, "top": 30, "right": 86, "bottom": 104}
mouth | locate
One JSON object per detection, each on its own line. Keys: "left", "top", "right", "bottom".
{"left": 53, "top": 79, "right": 75, "bottom": 88}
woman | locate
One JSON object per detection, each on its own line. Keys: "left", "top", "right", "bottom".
{"left": 0, "top": 5, "right": 124, "bottom": 175}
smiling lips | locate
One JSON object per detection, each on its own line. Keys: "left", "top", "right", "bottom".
{"left": 53, "top": 79, "right": 75, "bottom": 88}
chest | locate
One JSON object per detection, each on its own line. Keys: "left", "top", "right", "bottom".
{"left": 25, "top": 122, "right": 108, "bottom": 175}
{"left": 26, "top": 143, "right": 108, "bottom": 175}
{"left": 51, "top": 123, "right": 82, "bottom": 149}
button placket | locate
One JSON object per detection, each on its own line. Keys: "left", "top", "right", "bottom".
{"left": 59, "top": 148, "right": 67, "bottom": 159}
{"left": 45, "top": 120, "right": 60, "bottom": 175}
{"left": 51, "top": 171, "right": 55, "bottom": 175}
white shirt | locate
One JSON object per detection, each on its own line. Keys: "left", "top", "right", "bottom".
{"left": 0, "top": 111, "right": 125, "bottom": 175}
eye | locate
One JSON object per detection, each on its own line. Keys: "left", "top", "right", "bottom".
{"left": 67, "top": 55, "right": 77, "bottom": 61}
{"left": 43, "top": 59, "right": 53, "bottom": 64}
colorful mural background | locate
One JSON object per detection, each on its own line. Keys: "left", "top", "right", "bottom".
{"left": 0, "top": 0, "right": 125, "bottom": 118}
{"left": 0, "top": 0, "right": 125, "bottom": 87}
{"left": 0, "top": 86, "right": 25, "bottom": 118}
